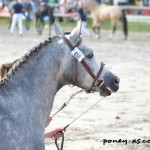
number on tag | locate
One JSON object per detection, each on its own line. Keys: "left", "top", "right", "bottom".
{"left": 71, "top": 47, "right": 85, "bottom": 62}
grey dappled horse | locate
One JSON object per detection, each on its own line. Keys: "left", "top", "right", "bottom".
{"left": 0, "top": 20, "right": 119, "bottom": 150}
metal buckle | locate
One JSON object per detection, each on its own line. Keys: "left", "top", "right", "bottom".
{"left": 98, "top": 79, "right": 104, "bottom": 88}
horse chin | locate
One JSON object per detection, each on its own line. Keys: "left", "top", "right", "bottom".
{"left": 99, "top": 87, "right": 112, "bottom": 97}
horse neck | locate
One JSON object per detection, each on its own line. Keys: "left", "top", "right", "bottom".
{"left": 0, "top": 39, "right": 65, "bottom": 128}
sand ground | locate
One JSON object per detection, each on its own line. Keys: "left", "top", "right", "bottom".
{"left": 0, "top": 25, "right": 150, "bottom": 150}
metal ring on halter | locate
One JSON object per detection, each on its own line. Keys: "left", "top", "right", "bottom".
{"left": 98, "top": 79, "right": 105, "bottom": 88}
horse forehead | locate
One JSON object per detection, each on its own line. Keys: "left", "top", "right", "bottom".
{"left": 79, "top": 43, "right": 93, "bottom": 55}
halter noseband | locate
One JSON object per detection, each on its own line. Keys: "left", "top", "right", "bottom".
{"left": 59, "top": 34, "right": 104, "bottom": 92}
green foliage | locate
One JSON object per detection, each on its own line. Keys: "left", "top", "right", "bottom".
{"left": 0, "top": 17, "right": 150, "bottom": 32}
{"left": 0, "top": 17, "right": 10, "bottom": 24}
{"left": 86, "top": 19, "right": 150, "bottom": 32}
{"left": 127, "top": 22, "right": 150, "bottom": 32}
{"left": 59, "top": 19, "right": 150, "bottom": 32}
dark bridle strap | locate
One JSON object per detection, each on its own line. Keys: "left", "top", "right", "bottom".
{"left": 91, "top": 62, "right": 104, "bottom": 87}
{"left": 59, "top": 35, "right": 81, "bottom": 85}
{"left": 81, "top": 60, "right": 98, "bottom": 81}
{"left": 59, "top": 35, "right": 82, "bottom": 50}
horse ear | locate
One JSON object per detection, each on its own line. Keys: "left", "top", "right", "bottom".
{"left": 69, "top": 19, "right": 82, "bottom": 42}
{"left": 54, "top": 20, "right": 65, "bottom": 35}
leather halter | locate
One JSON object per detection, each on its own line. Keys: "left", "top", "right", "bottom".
{"left": 59, "top": 35, "right": 104, "bottom": 92}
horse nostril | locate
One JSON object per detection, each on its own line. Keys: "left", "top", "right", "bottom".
{"left": 114, "top": 76, "right": 120, "bottom": 85}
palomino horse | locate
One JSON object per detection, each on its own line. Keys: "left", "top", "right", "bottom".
{"left": 0, "top": 20, "right": 119, "bottom": 150}
{"left": 83, "top": 1, "right": 128, "bottom": 39}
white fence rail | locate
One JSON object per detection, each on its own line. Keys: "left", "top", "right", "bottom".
{"left": 126, "top": 15, "right": 150, "bottom": 23}
{"left": 118, "top": 6, "right": 150, "bottom": 10}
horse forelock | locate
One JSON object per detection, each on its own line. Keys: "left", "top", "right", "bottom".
{"left": 0, "top": 37, "right": 53, "bottom": 86}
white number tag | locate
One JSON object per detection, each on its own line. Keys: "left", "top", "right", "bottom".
{"left": 71, "top": 47, "right": 85, "bottom": 62}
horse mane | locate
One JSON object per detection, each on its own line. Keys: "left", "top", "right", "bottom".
{"left": 0, "top": 37, "right": 52, "bottom": 86}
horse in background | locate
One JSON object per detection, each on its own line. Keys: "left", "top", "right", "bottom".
{"left": 83, "top": 1, "right": 128, "bottom": 39}
{"left": 34, "top": 0, "right": 54, "bottom": 35}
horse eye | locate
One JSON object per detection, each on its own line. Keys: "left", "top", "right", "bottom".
{"left": 87, "top": 53, "right": 94, "bottom": 59}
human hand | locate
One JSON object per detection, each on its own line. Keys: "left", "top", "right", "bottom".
{"left": 45, "top": 128, "right": 65, "bottom": 139}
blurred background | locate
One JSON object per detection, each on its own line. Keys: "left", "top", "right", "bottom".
{"left": 0, "top": 0, "right": 150, "bottom": 150}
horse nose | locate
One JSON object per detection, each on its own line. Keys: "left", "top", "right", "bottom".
{"left": 114, "top": 76, "right": 120, "bottom": 86}
{"left": 102, "top": 73, "right": 119, "bottom": 93}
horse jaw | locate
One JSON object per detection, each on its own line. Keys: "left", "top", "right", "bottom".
{"left": 69, "top": 19, "right": 82, "bottom": 43}
{"left": 54, "top": 20, "right": 65, "bottom": 35}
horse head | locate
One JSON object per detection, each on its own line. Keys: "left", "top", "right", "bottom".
{"left": 54, "top": 20, "right": 119, "bottom": 96}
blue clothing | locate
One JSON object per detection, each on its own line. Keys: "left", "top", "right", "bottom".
{"left": 78, "top": 7, "right": 87, "bottom": 22}
{"left": 13, "top": 3, "right": 23, "bottom": 14}
{"left": 96, "top": 0, "right": 101, "bottom": 3}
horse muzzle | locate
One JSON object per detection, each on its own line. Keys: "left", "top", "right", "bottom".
{"left": 98, "top": 75, "right": 120, "bottom": 97}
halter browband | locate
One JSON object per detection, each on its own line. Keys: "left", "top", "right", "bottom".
{"left": 59, "top": 34, "right": 104, "bottom": 92}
